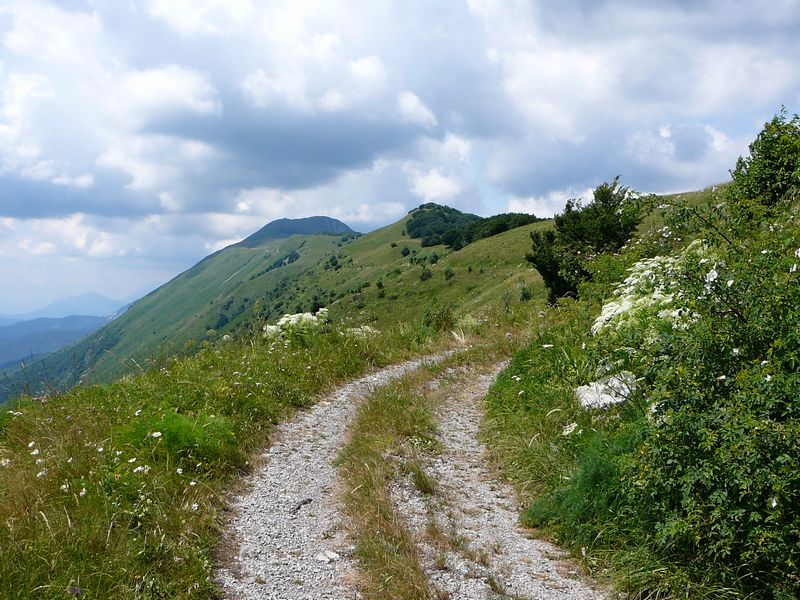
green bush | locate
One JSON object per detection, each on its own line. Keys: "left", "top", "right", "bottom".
{"left": 730, "top": 108, "right": 800, "bottom": 208}
{"left": 616, "top": 213, "right": 800, "bottom": 596}
{"left": 526, "top": 177, "right": 642, "bottom": 303}
{"left": 422, "top": 304, "right": 455, "bottom": 332}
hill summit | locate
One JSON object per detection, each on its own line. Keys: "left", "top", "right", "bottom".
{"left": 236, "top": 216, "right": 358, "bottom": 248}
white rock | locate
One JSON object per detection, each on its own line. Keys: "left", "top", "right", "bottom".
{"left": 575, "top": 372, "right": 636, "bottom": 408}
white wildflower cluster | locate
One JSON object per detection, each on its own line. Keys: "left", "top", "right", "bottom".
{"left": 344, "top": 325, "right": 380, "bottom": 338}
{"left": 263, "top": 307, "right": 329, "bottom": 340}
{"left": 591, "top": 241, "right": 706, "bottom": 335}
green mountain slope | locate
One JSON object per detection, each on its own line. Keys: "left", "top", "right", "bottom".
{"left": 1, "top": 228, "right": 353, "bottom": 400}
{"left": 1, "top": 208, "right": 544, "bottom": 401}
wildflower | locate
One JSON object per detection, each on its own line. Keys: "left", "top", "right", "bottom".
{"left": 705, "top": 268, "right": 718, "bottom": 283}
{"left": 791, "top": 264, "right": 798, "bottom": 273}
{"left": 97, "top": 447, "right": 104, "bottom": 453}
{"left": 0, "top": 458, "right": 10, "bottom": 468}
{"left": 128, "top": 458, "right": 137, "bottom": 463}
{"left": 36, "top": 458, "right": 43, "bottom": 465}
{"left": 190, "top": 503, "right": 199, "bottom": 511}
{"left": 134, "top": 409, "right": 142, "bottom": 416}
{"left": 732, "top": 348, "right": 741, "bottom": 356}
{"left": 717, "top": 375, "right": 727, "bottom": 381}
{"left": 189, "top": 480, "right": 197, "bottom": 486}
{"left": 36, "top": 469, "right": 48, "bottom": 478}
{"left": 765, "top": 374, "right": 772, "bottom": 382}
{"left": 150, "top": 431, "right": 162, "bottom": 439}
{"left": 176, "top": 468, "right": 183, "bottom": 475}
{"left": 79, "top": 487, "right": 87, "bottom": 497}
{"left": 771, "top": 498, "right": 778, "bottom": 508}
{"left": 60, "top": 483, "right": 69, "bottom": 492}
{"left": 562, "top": 422, "right": 579, "bottom": 436}
{"left": 727, "top": 279, "right": 734, "bottom": 287}
{"left": 6, "top": 410, "right": 22, "bottom": 416}
{"left": 31, "top": 448, "right": 40, "bottom": 456}
{"left": 133, "top": 465, "right": 151, "bottom": 474}
{"left": 518, "top": 390, "right": 525, "bottom": 396}
{"left": 28, "top": 441, "right": 36, "bottom": 448}
{"left": 761, "top": 249, "right": 769, "bottom": 254}
{"left": 67, "top": 457, "right": 73, "bottom": 464}
{"left": 794, "top": 248, "right": 800, "bottom": 258}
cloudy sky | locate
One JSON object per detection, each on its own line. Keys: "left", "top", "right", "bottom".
{"left": 1, "top": 0, "right": 799, "bottom": 313}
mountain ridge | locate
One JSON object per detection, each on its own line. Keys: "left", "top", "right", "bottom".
{"left": 235, "top": 215, "right": 357, "bottom": 248}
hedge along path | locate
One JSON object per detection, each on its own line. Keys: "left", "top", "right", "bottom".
{"left": 389, "top": 363, "right": 608, "bottom": 600}
{"left": 215, "top": 353, "right": 452, "bottom": 600}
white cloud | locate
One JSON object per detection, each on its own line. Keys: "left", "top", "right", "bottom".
{"left": 317, "top": 89, "right": 351, "bottom": 112}
{"left": 328, "top": 201, "right": 406, "bottom": 226}
{"left": 0, "top": 73, "right": 53, "bottom": 177}
{"left": 242, "top": 68, "right": 310, "bottom": 110}
{"left": 120, "top": 65, "right": 221, "bottom": 118}
{"left": 507, "top": 186, "right": 594, "bottom": 218}
{"left": 2, "top": 1, "right": 104, "bottom": 65}
{"left": 397, "top": 91, "right": 437, "bottom": 128}
{"left": 145, "top": 0, "right": 255, "bottom": 36}
{"left": 52, "top": 173, "right": 95, "bottom": 188}
{"left": 97, "top": 134, "right": 216, "bottom": 192}
{"left": 409, "top": 168, "right": 461, "bottom": 201}
{"left": 349, "top": 56, "right": 388, "bottom": 95}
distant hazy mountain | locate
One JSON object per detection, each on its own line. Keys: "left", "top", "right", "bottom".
{"left": 0, "top": 292, "right": 125, "bottom": 323}
{"left": 0, "top": 315, "right": 109, "bottom": 370}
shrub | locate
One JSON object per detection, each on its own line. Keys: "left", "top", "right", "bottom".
{"left": 526, "top": 177, "right": 642, "bottom": 303}
{"left": 422, "top": 304, "right": 455, "bottom": 332}
{"left": 730, "top": 108, "right": 800, "bottom": 208}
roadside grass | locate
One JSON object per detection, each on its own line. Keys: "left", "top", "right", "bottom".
{"left": 484, "top": 301, "right": 669, "bottom": 593}
{"left": 0, "top": 323, "right": 439, "bottom": 599}
{"left": 338, "top": 370, "right": 440, "bottom": 600}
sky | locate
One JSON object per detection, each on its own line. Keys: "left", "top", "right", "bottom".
{"left": 1, "top": 0, "right": 799, "bottom": 313}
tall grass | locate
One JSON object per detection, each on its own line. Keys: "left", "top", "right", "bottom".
{"left": 0, "top": 325, "right": 434, "bottom": 599}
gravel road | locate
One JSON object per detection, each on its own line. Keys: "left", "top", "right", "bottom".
{"left": 216, "top": 355, "right": 449, "bottom": 600}
{"left": 391, "top": 364, "right": 608, "bottom": 600}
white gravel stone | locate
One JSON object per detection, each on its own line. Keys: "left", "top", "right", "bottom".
{"left": 216, "top": 354, "right": 450, "bottom": 599}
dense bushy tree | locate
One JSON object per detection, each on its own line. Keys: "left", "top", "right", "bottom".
{"left": 730, "top": 108, "right": 800, "bottom": 207}
{"left": 526, "top": 177, "right": 641, "bottom": 303}
{"left": 406, "top": 203, "right": 542, "bottom": 250}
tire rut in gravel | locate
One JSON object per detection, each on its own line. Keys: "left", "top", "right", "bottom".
{"left": 216, "top": 354, "right": 449, "bottom": 600}
{"left": 391, "top": 364, "right": 609, "bottom": 600}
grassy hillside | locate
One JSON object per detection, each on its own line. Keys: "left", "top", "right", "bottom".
{"left": 1, "top": 234, "right": 345, "bottom": 399}
{"left": 2, "top": 211, "right": 546, "bottom": 402}
{"left": 257, "top": 214, "right": 549, "bottom": 326}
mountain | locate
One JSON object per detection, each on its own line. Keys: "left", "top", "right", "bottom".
{"left": 0, "top": 210, "right": 541, "bottom": 401}
{"left": 0, "top": 217, "right": 360, "bottom": 400}
{"left": 236, "top": 216, "right": 357, "bottom": 248}
{"left": 0, "top": 292, "right": 125, "bottom": 324}
{"left": 0, "top": 315, "right": 109, "bottom": 370}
